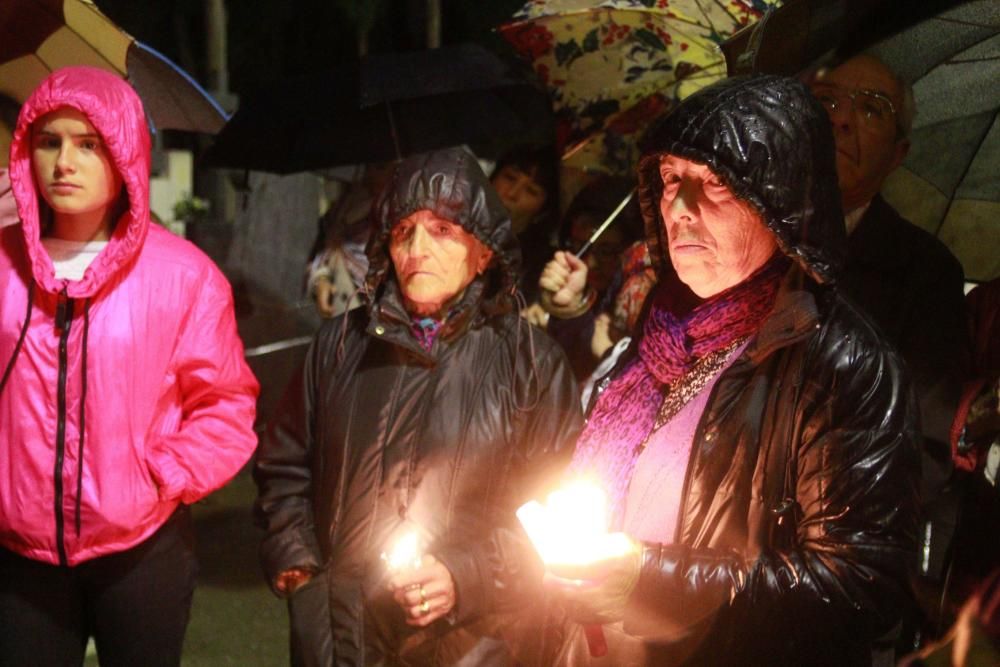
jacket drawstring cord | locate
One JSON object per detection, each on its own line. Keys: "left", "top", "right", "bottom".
{"left": 0, "top": 281, "right": 36, "bottom": 398}
{"left": 74, "top": 298, "right": 91, "bottom": 536}
{"left": 336, "top": 282, "right": 371, "bottom": 363}
{"left": 512, "top": 290, "right": 543, "bottom": 412}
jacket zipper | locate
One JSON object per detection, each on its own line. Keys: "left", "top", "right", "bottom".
{"left": 53, "top": 286, "right": 74, "bottom": 566}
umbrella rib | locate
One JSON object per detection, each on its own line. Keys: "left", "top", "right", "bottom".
{"left": 703, "top": 0, "right": 743, "bottom": 34}
{"left": 933, "top": 105, "right": 999, "bottom": 238}
{"left": 944, "top": 55, "right": 1000, "bottom": 66}
{"left": 932, "top": 16, "right": 1000, "bottom": 30}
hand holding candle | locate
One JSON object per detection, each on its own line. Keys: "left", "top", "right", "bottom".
{"left": 517, "top": 480, "right": 641, "bottom": 655}
{"left": 517, "top": 480, "right": 635, "bottom": 573}
{"left": 381, "top": 530, "right": 424, "bottom": 573}
{"left": 383, "top": 530, "right": 457, "bottom": 627}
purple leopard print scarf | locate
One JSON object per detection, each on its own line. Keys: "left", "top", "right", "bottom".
{"left": 570, "top": 256, "right": 789, "bottom": 526}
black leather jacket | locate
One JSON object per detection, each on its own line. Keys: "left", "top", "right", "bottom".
{"left": 608, "top": 272, "right": 920, "bottom": 666}
{"left": 254, "top": 148, "right": 582, "bottom": 666}
{"left": 558, "top": 77, "right": 922, "bottom": 666}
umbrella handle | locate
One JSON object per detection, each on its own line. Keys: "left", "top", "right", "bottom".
{"left": 574, "top": 190, "right": 635, "bottom": 259}
{"left": 584, "top": 623, "right": 608, "bottom": 657}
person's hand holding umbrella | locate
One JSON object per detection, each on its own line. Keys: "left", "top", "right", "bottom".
{"left": 539, "top": 250, "right": 594, "bottom": 319}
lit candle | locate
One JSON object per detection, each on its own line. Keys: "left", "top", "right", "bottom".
{"left": 516, "top": 479, "right": 633, "bottom": 569}
{"left": 517, "top": 479, "right": 634, "bottom": 658}
{"left": 382, "top": 529, "right": 423, "bottom": 572}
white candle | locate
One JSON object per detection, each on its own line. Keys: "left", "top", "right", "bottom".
{"left": 517, "top": 480, "right": 633, "bottom": 569}
{"left": 382, "top": 530, "right": 423, "bottom": 572}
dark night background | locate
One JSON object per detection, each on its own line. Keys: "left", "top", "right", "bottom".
{"left": 75, "top": 5, "right": 537, "bottom": 663}
{"left": 94, "top": 0, "right": 527, "bottom": 98}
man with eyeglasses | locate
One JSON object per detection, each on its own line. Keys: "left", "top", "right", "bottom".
{"left": 810, "top": 54, "right": 971, "bottom": 651}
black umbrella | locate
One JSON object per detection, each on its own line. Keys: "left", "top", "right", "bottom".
{"left": 870, "top": 1, "right": 1000, "bottom": 282}
{"left": 201, "top": 43, "right": 553, "bottom": 174}
{"left": 721, "top": 0, "right": 1000, "bottom": 281}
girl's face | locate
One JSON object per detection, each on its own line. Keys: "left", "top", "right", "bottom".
{"left": 491, "top": 164, "right": 547, "bottom": 235}
{"left": 32, "top": 107, "right": 122, "bottom": 238}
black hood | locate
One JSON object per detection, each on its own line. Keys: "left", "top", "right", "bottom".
{"left": 366, "top": 147, "right": 522, "bottom": 315}
{"left": 637, "top": 75, "right": 846, "bottom": 285}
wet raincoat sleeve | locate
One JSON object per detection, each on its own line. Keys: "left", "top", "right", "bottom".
{"left": 254, "top": 333, "right": 326, "bottom": 590}
{"left": 144, "top": 267, "right": 259, "bottom": 505}
{"left": 624, "top": 323, "right": 920, "bottom": 654}
{"left": 434, "top": 345, "right": 583, "bottom": 623}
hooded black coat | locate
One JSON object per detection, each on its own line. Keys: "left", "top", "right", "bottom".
{"left": 553, "top": 76, "right": 921, "bottom": 666}
{"left": 254, "top": 148, "right": 583, "bottom": 666}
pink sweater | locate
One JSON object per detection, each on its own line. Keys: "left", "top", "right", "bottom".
{"left": 623, "top": 341, "right": 748, "bottom": 543}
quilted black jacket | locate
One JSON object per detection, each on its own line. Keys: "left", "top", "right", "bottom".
{"left": 254, "top": 148, "right": 582, "bottom": 666}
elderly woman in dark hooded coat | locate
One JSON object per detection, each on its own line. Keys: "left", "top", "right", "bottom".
{"left": 537, "top": 75, "right": 921, "bottom": 666}
{"left": 254, "top": 147, "right": 582, "bottom": 666}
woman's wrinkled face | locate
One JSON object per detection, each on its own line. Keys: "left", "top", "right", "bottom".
{"left": 32, "top": 107, "right": 122, "bottom": 227}
{"left": 389, "top": 210, "right": 493, "bottom": 318}
{"left": 658, "top": 155, "right": 776, "bottom": 298}
{"left": 491, "top": 164, "right": 547, "bottom": 235}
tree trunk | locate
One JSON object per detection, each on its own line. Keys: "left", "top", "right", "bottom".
{"left": 205, "top": 0, "right": 229, "bottom": 95}
{"left": 426, "top": 0, "right": 441, "bottom": 48}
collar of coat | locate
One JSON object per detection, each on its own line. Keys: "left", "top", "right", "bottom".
{"left": 743, "top": 267, "right": 822, "bottom": 364}
{"left": 364, "top": 277, "right": 489, "bottom": 361}
{"left": 845, "top": 195, "right": 913, "bottom": 271}
{"left": 600, "top": 266, "right": 822, "bottom": 396}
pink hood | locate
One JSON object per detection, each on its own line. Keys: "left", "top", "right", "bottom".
{"left": 9, "top": 66, "right": 151, "bottom": 298}
{"left": 0, "top": 66, "right": 258, "bottom": 566}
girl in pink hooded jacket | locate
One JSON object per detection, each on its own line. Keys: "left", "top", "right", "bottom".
{"left": 0, "top": 67, "right": 258, "bottom": 665}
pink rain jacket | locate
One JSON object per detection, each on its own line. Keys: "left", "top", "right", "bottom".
{"left": 0, "top": 66, "right": 259, "bottom": 566}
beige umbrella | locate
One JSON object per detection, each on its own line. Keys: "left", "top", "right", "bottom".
{"left": 0, "top": 0, "right": 227, "bottom": 133}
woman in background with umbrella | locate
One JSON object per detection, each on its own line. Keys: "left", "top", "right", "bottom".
{"left": 0, "top": 66, "right": 258, "bottom": 666}
{"left": 489, "top": 143, "right": 561, "bottom": 299}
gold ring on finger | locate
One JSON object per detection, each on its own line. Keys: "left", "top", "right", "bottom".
{"left": 419, "top": 587, "right": 427, "bottom": 602}
{"left": 421, "top": 600, "right": 430, "bottom": 615}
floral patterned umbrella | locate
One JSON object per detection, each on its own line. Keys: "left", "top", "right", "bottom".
{"left": 500, "top": 0, "right": 779, "bottom": 174}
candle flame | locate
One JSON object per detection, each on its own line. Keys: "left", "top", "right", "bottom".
{"left": 517, "top": 480, "right": 633, "bottom": 566}
{"left": 382, "top": 530, "right": 423, "bottom": 572}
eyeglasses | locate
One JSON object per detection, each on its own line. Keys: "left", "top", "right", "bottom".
{"left": 811, "top": 83, "right": 898, "bottom": 129}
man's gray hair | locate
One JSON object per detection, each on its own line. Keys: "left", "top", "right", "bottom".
{"left": 863, "top": 54, "right": 915, "bottom": 140}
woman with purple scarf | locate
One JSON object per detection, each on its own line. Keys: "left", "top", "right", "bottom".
{"left": 536, "top": 75, "right": 921, "bottom": 666}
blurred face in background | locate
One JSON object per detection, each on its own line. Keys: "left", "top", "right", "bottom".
{"left": 658, "top": 155, "right": 776, "bottom": 298}
{"left": 491, "top": 164, "right": 548, "bottom": 235}
{"left": 389, "top": 209, "right": 493, "bottom": 318}
{"left": 809, "top": 55, "right": 909, "bottom": 212}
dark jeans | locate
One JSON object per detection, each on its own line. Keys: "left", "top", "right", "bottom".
{"left": 0, "top": 506, "right": 198, "bottom": 667}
